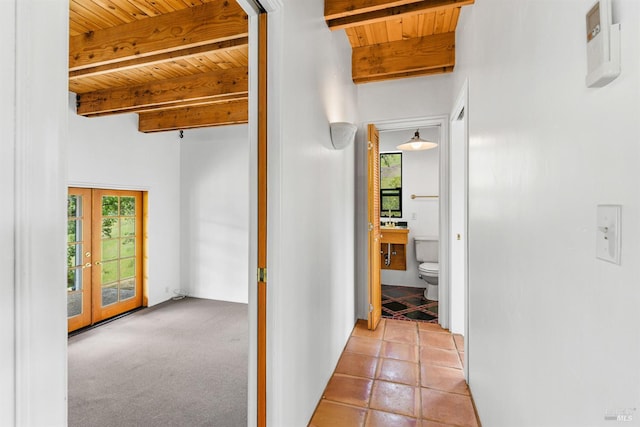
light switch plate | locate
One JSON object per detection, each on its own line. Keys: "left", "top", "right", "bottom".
{"left": 596, "top": 204, "right": 621, "bottom": 264}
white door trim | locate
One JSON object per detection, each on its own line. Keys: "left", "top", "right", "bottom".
{"left": 451, "top": 78, "right": 470, "bottom": 381}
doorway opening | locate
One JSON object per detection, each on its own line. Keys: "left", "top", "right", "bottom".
{"left": 366, "top": 116, "right": 450, "bottom": 331}
{"left": 65, "top": 1, "right": 272, "bottom": 425}
{"left": 378, "top": 128, "right": 440, "bottom": 323}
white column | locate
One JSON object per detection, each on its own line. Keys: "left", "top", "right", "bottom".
{"left": 14, "top": 0, "right": 68, "bottom": 425}
{"left": 0, "top": 0, "right": 17, "bottom": 424}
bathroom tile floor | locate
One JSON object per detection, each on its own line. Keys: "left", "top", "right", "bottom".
{"left": 382, "top": 285, "right": 438, "bottom": 323}
{"left": 309, "top": 319, "right": 475, "bottom": 426}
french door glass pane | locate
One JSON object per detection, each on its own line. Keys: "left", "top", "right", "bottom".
{"left": 102, "top": 217, "right": 119, "bottom": 238}
{"left": 102, "top": 283, "right": 118, "bottom": 307}
{"left": 120, "top": 279, "right": 135, "bottom": 301}
{"left": 100, "top": 195, "right": 138, "bottom": 308}
{"left": 68, "top": 292, "right": 82, "bottom": 318}
{"left": 67, "top": 194, "right": 85, "bottom": 320}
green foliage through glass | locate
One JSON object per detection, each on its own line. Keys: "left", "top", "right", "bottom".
{"left": 380, "top": 153, "right": 402, "bottom": 218}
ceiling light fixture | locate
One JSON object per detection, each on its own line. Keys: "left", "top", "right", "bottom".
{"left": 396, "top": 129, "right": 438, "bottom": 151}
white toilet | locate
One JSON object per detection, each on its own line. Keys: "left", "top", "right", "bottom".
{"left": 414, "top": 236, "right": 439, "bottom": 301}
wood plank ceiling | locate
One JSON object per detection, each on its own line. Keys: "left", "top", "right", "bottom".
{"left": 70, "top": 0, "right": 473, "bottom": 132}
{"left": 69, "top": 0, "right": 249, "bottom": 132}
{"left": 325, "top": 0, "right": 474, "bottom": 83}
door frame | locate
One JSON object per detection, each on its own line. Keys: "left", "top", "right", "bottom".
{"left": 450, "top": 79, "right": 470, "bottom": 380}
{"left": 68, "top": 183, "right": 150, "bottom": 323}
{"left": 236, "top": 1, "right": 281, "bottom": 426}
{"left": 368, "top": 115, "right": 450, "bottom": 329}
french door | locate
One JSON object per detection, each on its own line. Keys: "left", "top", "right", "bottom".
{"left": 67, "top": 188, "right": 143, "bottom": 332}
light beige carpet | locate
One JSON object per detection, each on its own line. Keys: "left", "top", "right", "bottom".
{"left": 68, "top": 297, "right": 248, "bottom": 427}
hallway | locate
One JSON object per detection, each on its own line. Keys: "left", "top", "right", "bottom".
{"left": 309, "top": 319, "right": 479, "bottom": 426}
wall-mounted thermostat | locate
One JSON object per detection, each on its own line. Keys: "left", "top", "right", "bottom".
{"left": 585, "top": 0, "right": 621, "bottom": 87}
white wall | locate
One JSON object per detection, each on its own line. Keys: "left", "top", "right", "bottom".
{"left": 0, "top": 1, "right": 16, "bottom": 423}
{"left": 356, "top": 76, "right": 454, "bottom": 318}
{"left": 453, "top": 1, "right": 640, "bottom": 425}
{"left": 180, "top": 125, "right": 249, "bottom": 304}
{"left": 380, "top": 127, "right": 440, "bottom": 288}
{"left": 4, "top": 0, "right": 69, "bottom": 424}
{"left": 68, "top": 97, "right": 181, "bottom": 307}
{"left": 266, "top": 1, "right": 358, "bottom": 424}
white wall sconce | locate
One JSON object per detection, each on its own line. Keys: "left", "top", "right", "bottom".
{"left": 330, "top": 122, "right": 357, "bottom": 150}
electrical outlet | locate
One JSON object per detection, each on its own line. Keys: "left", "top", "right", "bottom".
{"left": 411, "top": 212, "right": 417, "bottom": 220}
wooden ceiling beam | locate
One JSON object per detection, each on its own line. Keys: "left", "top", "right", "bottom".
{"left": 326, "top": 0, "right": 473, "bottom": 30}
{"left": 69, "top": 0, "right": 248, "bottom": 71}
{"left": 69, "top": 37, "right": 249, "bottom": 81}
{"left": 353, "top": 66, "right": 453, "bottom": 83}
{"left": 325, "top": 0, "right": 424, "bottom": 20}
{"left": 76, "top": 67, "right": 248, "bottom": 116}
{"left": 138, "top": 99, "right": 248, "bottom": 132}
{"left": 352, "top": 32, "right": 455, "bottom": 83}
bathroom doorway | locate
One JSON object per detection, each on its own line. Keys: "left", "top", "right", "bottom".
{"left": 450, "top": 79, "right": 470, "bottom": 379}
{"left": 366, "top": 116, "right": 450, "bottom": 331}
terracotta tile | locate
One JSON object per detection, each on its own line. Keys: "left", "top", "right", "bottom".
{"left": 346, "top": 336, "right": 382, "bottom": 357}
{"left": 419, "top": 331, "right": 456, "bottom": 350}
{"left": 421, "top": 388, "right": 478, "bottom": 427}
{"left": 420, "top": 420, "right": 456, "bottom": 427}
{"left": 309, "top": 400, "right": 367, "bottom": 427}
{"left": 377, "top": 358, "right": 419, "bottom": 386}
{"left": 323, "top": 374, "right": 373, "bottom": 408}
{"left": 352, "top": 319, "right": 385, "bottom": 340}
{"left": 370, "top": 381, "right": 420, "bottom": 418}
{"left": 453, "top": 333, "right": 464, "bottom": 351}
{"left": 385, "top": 319, "right": 417, "bottom": 330}
{"left": 459, "top": 352, "right": 465, "bottom": 368}
{"left": 417, "top": 322, "right": 448, "bottom": 333}
{"left": 384, "top": 325, "right": 418, "bottom": 345}
{"left": 420, "top": 364, "right": 469, "bottom": 395}
{"left": 335, "top": 352, "right": 378, "bottom": 379}
{"left": 420, "top": 346, "right": 462, "bottom": 369}
{"left": 380, "top": 341, "right": 418, "bottom": 363}
{"left": 366, "top": 410, "right": 419, "bottom": 427}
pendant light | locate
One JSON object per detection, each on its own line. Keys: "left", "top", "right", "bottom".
{"left": 396, "top": 129, "right": 437, "bottom": 151}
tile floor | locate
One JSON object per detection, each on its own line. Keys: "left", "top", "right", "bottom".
{"left": 309, "top": 319, "right": 477, "bottom": 427}
{"left": 381, "top": 285, "right": 438, "bottom": 323}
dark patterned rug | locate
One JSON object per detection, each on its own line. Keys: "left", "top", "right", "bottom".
{"left": 381, "top": 284, "right": 438, "bottom": 323}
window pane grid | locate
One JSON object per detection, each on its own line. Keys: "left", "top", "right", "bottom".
{"left": 100, "top": 195, "right": 138, "bottom": 307}
{"left": 380, "top": 152, "right": 402, "bottom": 218}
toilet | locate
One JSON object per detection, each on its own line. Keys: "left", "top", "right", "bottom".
{"left": 414, "top": 236, "right": 439, "bottom": 301}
